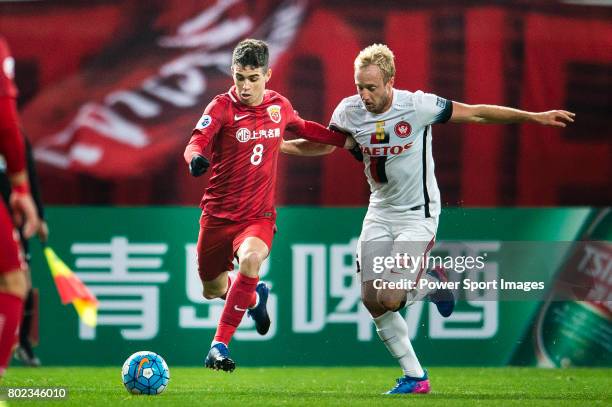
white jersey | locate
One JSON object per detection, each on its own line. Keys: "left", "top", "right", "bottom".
{"left": 330, "top": 89, "right": 452, "bottom": 220}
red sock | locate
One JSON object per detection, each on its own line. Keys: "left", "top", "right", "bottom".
{"left": 0, "top": 292, "right": 24, "bottom": 376}
{"left": 219, "top": 275, "right": 233, "bottom": 301}
{"left": 214, "top": 273, "right": 258, "bottom": 345}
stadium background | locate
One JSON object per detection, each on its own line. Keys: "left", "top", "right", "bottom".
{"left": 0, "top": 0, "right": 610, "bottom": 369}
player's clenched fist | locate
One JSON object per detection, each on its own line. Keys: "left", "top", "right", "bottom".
{"left": 189, "top": 154, "right": 210, "bottom": 177}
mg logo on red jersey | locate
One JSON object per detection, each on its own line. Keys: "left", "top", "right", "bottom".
{"left": 236, "top": 128, "right": 251, "bottom": 143}
{"left": 267, "top": 105, "right": 281, "bottom": 123}
{"left": 394, "top": 121, "right": 411, "bottom": 138}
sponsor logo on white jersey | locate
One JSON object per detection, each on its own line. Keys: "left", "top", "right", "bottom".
{"left": 361, "top": 142, "right": 413, "bottom": 157}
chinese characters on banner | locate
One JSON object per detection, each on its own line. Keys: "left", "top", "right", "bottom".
{"left": 71, "top": 236, "right": 500, "bottom": 342}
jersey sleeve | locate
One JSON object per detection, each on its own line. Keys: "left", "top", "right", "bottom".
{"left": 329, "top": 101, "right": 353, "bottom": 134}
{"left": 283, "top": 98, "right": 347, "bottom": 147}
{"left": 0, "top": 37, "right": 27, "bottom": 186}
{"left": 184, "top": 96, "right": 228, "bottom": 163}
{"left": 284, "top": 99, "right": 303, "bottom": 130}
{"left": 0, "top": 37, "right": 18, "bottom": 99}
{"left": 285, "top": 102, "right": 347, "bottom": 147}
{"left": 0, "top": 97, "right": 25, "bottom": 175}
{"left": 414, "top": 91, "right": 453, "bottom": 126}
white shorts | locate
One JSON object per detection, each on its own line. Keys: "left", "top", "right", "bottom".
{"left": 356, "top": 210, "right": 438, "bottom": 284}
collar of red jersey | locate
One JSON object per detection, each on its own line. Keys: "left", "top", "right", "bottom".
{"left": 228, "top": 86, "right": 274, "bottom": 108}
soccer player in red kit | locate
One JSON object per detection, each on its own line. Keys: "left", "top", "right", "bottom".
{"left": 184, "top": 39, "right": 348, "bottom": 371}
{"left": 0, "top": 35, "right": 40, "bottom": 377}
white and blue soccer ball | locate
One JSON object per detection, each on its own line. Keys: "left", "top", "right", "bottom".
{"left": 121, "top": 351, "right": 170, "bottom": 395}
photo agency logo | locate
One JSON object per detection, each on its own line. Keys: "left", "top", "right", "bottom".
{"left": 363, "top": 241, "right": 486, "bottom": 274}
{"left": 360, "top": 241, "right": 611, "bottom": 301}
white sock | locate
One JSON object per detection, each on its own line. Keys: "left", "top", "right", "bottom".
{"left": 373, "top": 311, "right": 425, "bottom": 378}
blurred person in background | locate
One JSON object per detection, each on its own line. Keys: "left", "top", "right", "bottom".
{"left": 0, "top": 135, "right": 48, "bottom": 367}
{"left": 0, "top": 34, "right": 40, "bottom": 377}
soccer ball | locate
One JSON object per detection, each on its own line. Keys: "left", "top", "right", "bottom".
{"left": 121, "top": 351, "right": 170, "bottom": 395}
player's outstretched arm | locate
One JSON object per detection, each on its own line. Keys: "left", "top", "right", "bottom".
{"left": 290, "top": 119, "right": 355, "bottom": 149}
{"left": 281, "top": 139, "right": 336, "bottom": 156}
{"left": 450, "top": 102, "right": 575, "bottom": 127}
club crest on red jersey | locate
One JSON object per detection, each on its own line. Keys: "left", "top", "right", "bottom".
{"left": 267, "top": 105, "right": 281, "bottom": 123}
{"left": 394, "top": 121, "right": 411, "bottom": 138}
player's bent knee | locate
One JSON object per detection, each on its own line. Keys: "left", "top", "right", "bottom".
{"left": 202, "top": 283, "right": 226, "bottom": 300}
{"left": 202, "top": 290, "right": 220, "bottom": 300}
{"left": 361, "top": 280, "right": 388, "bottom": 316}
{"left": 380, "top": 299, "right": 403, "bottom": 312}
{"left": 239, "top": 251, "right": 263, "bottom": 276}
{"left": 378, "top": 290, "right": 407, "bottom": 312}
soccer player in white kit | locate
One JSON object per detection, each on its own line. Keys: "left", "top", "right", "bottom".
{"left": 283, "top": 43, "right": 574, "bottom": 394}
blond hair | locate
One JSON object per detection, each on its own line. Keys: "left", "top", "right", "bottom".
{"left": 354, "top": 44, "right": 396, "bottom": 83}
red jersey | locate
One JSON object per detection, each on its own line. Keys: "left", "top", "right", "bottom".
{"left": 0, "top": 36, "right": 25, "bottom": 175}
{"left": 185, "top": 86, "right": 303, "bottom": 222}
{"left": 0, "top": 37, "right": 17, "bottom": 99}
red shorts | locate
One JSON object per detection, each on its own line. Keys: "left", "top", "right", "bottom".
{"left": 196, "top": 214, "right": 276, "bottom": 282}
{"left": 0, "top": 200, "right": 23, "bottom": 274}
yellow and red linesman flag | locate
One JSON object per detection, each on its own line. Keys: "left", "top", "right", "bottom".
{"left": 43, "top": 247, "right": 98, "bottom": 327}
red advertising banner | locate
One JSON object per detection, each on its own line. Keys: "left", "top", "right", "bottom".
{"left": 1, "top": 1, "right": 610, "bottom": 206}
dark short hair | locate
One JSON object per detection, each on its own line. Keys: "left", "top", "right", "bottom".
{"left": 232, "top": 39, "right": 269, "bottom": 70}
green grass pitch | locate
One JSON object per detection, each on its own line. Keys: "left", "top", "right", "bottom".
{"left": 2, "top": 367, "right": 610, "bottom": 406}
